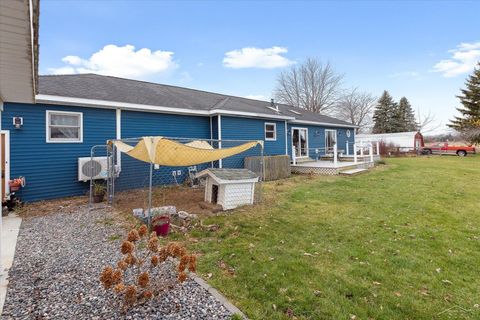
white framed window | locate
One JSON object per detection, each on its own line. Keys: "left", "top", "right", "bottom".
{"left": 264, "top": 122, "right": 277, "bottom": 141}
{"left": 46, "top": 110, "right": 83, "bottom": 143}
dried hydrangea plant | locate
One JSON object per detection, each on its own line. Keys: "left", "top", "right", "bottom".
{"left": 100, "top": 224, "right": 196, "bottom": 311}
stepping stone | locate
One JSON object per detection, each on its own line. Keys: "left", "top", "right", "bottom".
{"left": 340, "top": 168, "right": 368, "bottom": 175}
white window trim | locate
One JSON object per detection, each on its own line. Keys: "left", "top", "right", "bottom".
{"left": 264, "top": 122, "right": 277, "bottom": 141}
{"left": 46, "top": 110, "right": 83, "bottom": 143}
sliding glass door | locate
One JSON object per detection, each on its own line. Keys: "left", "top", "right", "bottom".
{"left": 325, "top": 129, "right": 337, "bottom": 152}
{"left": 292, "top": 128, "right": 308, "bottom": 158}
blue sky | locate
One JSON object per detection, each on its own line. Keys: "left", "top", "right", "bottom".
{"left": 40, "top": 1, "right": 480, "bottom": 133}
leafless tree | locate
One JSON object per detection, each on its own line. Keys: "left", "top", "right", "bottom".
{"left": 417, "top": 109, "right": 441, "bottom": 133}
{"left": 274, "top": 58, "right": 343, "bottom": 115}
{"left": 335, "top": 88, "right": 376, "bottom": 133}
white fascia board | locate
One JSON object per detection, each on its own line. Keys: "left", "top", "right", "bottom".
{"left": 290, "top": 120, "right": 358, "bottom": 128}
{"left": 35, "top": 94, "right": 295, "bottom": 120}
{"left": 212, "top": 109, "right": 294, "bottom": 121}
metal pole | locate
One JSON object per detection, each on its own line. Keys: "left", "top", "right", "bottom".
{"left": 354, "top": 143, "right": 358, "bottom": 163}
{"left": 110, "top": 144, "right": 115, "bottom": 205}
{"left": 259, "top": 144, "right": 264, "bottom": 203}
{"left": 148, "top": 162, "right": 153, "bottom": 226}
{"left": 333, "top": 143, "right": 338, "bottom": 166}
{"left": 89, "top": 147, "right": 94, "bottom": 211}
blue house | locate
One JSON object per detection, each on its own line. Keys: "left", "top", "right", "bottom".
{"left": 1, "top": 74, "right": 356, "bottom": 202}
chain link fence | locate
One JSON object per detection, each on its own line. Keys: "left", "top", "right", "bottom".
{"left": 101, "top": 137, "right": 264, "bottom": 221}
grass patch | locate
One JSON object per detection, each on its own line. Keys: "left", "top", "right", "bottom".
{"left": 185, "top": 155, "right": 480, "bottom": 319}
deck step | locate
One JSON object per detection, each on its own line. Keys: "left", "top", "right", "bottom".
{"left": 340, "top": 168, "right": 368, "bottom": 175}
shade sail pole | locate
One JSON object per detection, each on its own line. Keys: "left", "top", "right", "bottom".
{"left": 148, "top": 162, "right": 153, "bottom": 226}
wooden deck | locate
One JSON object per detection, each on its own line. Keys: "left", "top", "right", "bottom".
{"left": 291, "top": 159, "right": 375, "bottom": 175}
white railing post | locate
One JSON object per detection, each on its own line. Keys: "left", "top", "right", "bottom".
{"left": 360, "top": 143, "right": 364, "bottom": 157}
{"left": 353, "top": 143, "right": 357, "bottom": 163}
{"left": 346, "top": 142, "right": 349, "bottom": 156}
{"left": 376, "top": 141, "right": 380, "bottom": 156}
{"left": 292, "top": 148, "right": 296, "bottom": 165}
{"left": 369, "top": 143, "right": 374, "bottom": 162}
{"left": 333, "top": 143, "right": 338, "bottom": 167}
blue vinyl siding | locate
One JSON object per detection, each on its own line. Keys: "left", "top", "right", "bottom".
{"left": 211, "top": 116, "right": 218, "bottom": 140}
{"left": 220, "top": 116, "right": 286, "bottom": 155}
{"left": 287, "top": 124, "right": 355, "bottom": 159}
{"left": 121, "top": 110, "right": 210, "bottom": 139}
{"left": 220, "top": 116, "right": 286, "bottom": 168}
{"left": 2, "top": 103, "right": 116, "bottom": 202}
{"left": 116, "top": 111, "right": 211, "bottom": 191}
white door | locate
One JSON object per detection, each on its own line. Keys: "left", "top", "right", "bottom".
{"left": 292, "top": 128, "right": 308, "bottom": 158}
{"left": 325, "top": 129, "right": 337, "bottom": 152}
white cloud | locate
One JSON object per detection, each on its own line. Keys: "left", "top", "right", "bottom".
{"left": 48, "top": 44, "right": 178, "bottom": 79}
{"left": 245, "top": 94, "right": 268, "bottom": 101}
{"left": 432, "top": 42, "right": 480, "bottom": 77}
{"left": 223, "top": 46, "right": 295, "bottom": 69}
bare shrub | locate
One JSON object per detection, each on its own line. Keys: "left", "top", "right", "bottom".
{"left": 100, "top": 225, "right": 196, "bottom": 311}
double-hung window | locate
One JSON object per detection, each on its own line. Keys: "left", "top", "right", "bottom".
{"left": 265, "top": 122, "right": 277, "bottom": 141}
{"left": 46, "top": 110, "right": 83, "bottom": 143}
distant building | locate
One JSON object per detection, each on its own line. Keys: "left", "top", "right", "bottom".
{"left": 356, "top": 131, "right": 424, "bottom": 152}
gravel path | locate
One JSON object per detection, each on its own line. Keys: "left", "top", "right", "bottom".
{"left": 2, "top": 206, "right": 233, "bottom": 319}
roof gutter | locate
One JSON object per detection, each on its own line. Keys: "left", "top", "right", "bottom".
{"left": 290, "top": 120, "right": 358, "bottom": 128}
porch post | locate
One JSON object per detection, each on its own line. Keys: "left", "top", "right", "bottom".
{"left": 353, "top": 143, "right": 357, "bottom": 163}
{"left": 360, "top": 142, "right": 364, "bottom": 157}
{"left": 369, "top": 143, "right": 374, "bottom": 162}
{"left": 292, "top": 148, "right": 296, "bottom": 165}
{"left": 346, "top": 142, "right": 349, "bottom": 156}
{"left": 333, "top": 143, "right": 338, "bottom": 166}
{"left": 376, "top": 141, "right": 380, "bottom": 156}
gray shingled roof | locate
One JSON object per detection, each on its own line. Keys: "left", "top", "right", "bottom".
{"left": 197, "top": 168, "right": 258, "bottom": 181}
{"left": 38, "top": 74, "right": 355, "bottom": 127}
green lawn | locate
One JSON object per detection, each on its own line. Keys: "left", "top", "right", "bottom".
{"left": 185, "top": 155, "right": 480, "bottom": 319}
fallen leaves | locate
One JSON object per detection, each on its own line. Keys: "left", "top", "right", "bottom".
{"left": 419, "top": 287, "right": 429, "bottom": 296}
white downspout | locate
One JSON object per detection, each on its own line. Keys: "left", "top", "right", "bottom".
{"left": 115, "top": 109, "right": 121, "bottom": 171}
{"left": 218, "top": 115, "right": 222, "bottom": 168}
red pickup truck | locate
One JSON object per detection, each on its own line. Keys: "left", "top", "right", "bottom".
{"left": 422, "top": 143, "right": 476, "bottom": 157}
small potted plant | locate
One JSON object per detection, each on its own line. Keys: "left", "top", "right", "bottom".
{"left": 93, "top": 182, "right": 106, "bottom": 203}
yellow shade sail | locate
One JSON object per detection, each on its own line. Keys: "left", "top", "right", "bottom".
{"left": 111, "top": 137, "right": 262, "bottom": 166}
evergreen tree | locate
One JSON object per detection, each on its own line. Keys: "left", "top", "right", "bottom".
{"left": 397, "top": 97, "right": 418, "bottom": 132}
{"left": 372, "top": 90, "right": 396, "bottom": 133}
{"left": 448, "top": 62, "right": 480, "bottom": 144}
